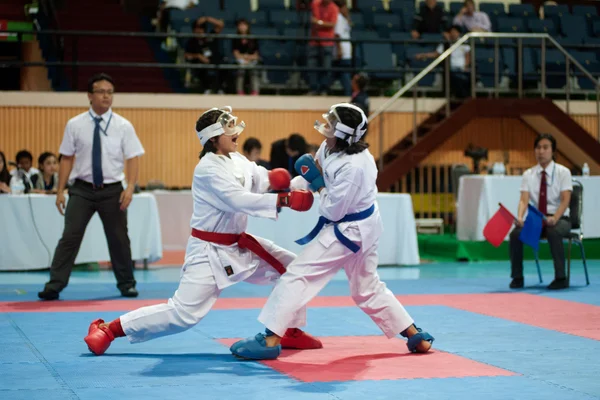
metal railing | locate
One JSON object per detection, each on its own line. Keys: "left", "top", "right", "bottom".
{"left": 369, "top": 32, "right": 600, "bottom": 170}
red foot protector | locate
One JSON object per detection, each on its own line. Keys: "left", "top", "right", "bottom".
{"left": 220, "top": 336, "right": 516, "bottom": 382}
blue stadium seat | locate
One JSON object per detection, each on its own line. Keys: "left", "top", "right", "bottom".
{"left": 219, "top": 27, "right": 236, "bottom": 63}
{"left": 349, "top": 12, "right": 366, "bottom": 31}
{"left": 247, "top": 11, "right": 269, "bottom": 27}
{"left": 388, "top": 0, "right": 414, "bottom": 16}
{"left": 572, "top": 51, "right": 600, "bottom": 89}
{"left": 269, "top": 10, "right": 299, "bottom": 31}
{"left": 404, "top": 45, "right": 437, "bottom": 86}
{"left": 260, "top": 42, "right": 293, "bottom": 84}
{"left": 560, "top": 15, "right": 588, "bottom": 43}
{"left": 528, "top": 19, "right": 556, "bottom": 36}
{"left": 362, "top": 42, "right": 400, "bottom": 80}
{"left": 449, "top": 2, "right": 464, "bottom": 16}
{"left": 251, "top": 27, "right": 279, "bottom": 48}
{"left": 572, "top": 5, "right": 597, "bottom": 20}
{"left": 357, "top": 0, "right": 386, "bottom": 14}
{"left": 542, "top": 49, "right": 567, "bottom": 89}
{"left": 225, "top": 0, "right": 252, "bottom": 17}
{"left": 593, "top": 20, "right": 600, "bottom": 37}
{"left": 474, "top": 47, "right": 498, "bottom": 87}
{"left": 208, "top": 10, "right": 237, "bottom": 25}
{"left": 542, "top": 4, "right": 570, "bottom": 29}
{"left": 479, "top": 3, "right": 506, "bottom": 30}
{"left": 197, "top": 2, "right": 222, "bottom": 15}
{"left": 373, "top": 13, "right": 402, "bottom": 37}
{"left": 508, "top": 4, "right": 535, "bottom": 19}
{"left": 389, "top": 31, "right": 412, "bottom": 63}
{"left": 501, "top": 47, "right": 537, "bottom": 86}
{"left": 257, "top": 0, "right": 286, "bottom": 11}
{"left": 497, "top": 17, "right": 525, "bottom": 33}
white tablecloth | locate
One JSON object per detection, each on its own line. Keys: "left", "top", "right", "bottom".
{"left": 153, "top": 191, "right": 420, "bottom": 265}
{"left": 457, "top": 175, "right": 600, "bottom": 241}
{"left": 0, "top": 193, "right": 163, "bottom": 271}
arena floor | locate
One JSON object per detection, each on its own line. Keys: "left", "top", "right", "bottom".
{"left": 1, "top": 260, "right": 599, "bottom": 399}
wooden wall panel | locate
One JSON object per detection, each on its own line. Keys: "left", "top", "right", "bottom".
{"left": 0, "top": 107, "right": 427, "bottom": 187}
{"left": 572, "top": 114, "right": 599, "bottom": 141}
{"left": 1, "top": 107, "right": 592, "bottom": 186}
{"left": 420, "top": 117, "right": 574, "bottom": 170}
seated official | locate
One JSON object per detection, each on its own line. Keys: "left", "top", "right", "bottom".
{"left": 509, "top": 133, "right": 572, "bottom": 290}
{"left": 30, "top": 152, "right": 59, "bottom": 194}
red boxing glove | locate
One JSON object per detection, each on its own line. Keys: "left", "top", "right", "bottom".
{"left": 277, "top": 190, "right": 314, "bottom": 211}
{"left": 268, "top": 168, "right": 291, "bottom": 191}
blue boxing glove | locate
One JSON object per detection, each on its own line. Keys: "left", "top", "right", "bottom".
{"left": 295, "top": 154, "right": 325, "bottom": 192}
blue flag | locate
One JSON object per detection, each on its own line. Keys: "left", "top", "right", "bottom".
{"left": 519, "top": 204, "right": 544, "bottom": 251}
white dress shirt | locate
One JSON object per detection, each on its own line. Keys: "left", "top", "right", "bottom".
{"left": 59, "top": 108, "right": 145, "bottom": 184}
{"left": 163, "top": 0, "right": 198, "bottom": 9}
{"left": 520, "top": 160, "right": 572, "bottom": 216}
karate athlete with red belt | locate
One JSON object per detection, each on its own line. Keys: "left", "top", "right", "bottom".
{"left": 83, "top": 106, "right": 321, "bottom": 355}
{"left": 231, "top": 103, "right": 435, "bottom": 360}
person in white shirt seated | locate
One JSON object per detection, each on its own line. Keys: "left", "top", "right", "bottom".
{"left": 509, "top": 133, "right": 573, "bottom": 290}
{"left": 453, "top": 0, "right": 492, "bottom": 33}
{"left": 11, "top": 150, "right": 40, "bottom": 179}
{"left": 414, "top": 25, "right": 471, "bottom": 98}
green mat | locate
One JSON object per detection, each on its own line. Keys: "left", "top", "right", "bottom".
{"left": 418, "top": 233, "right": 600, "bottom": 262}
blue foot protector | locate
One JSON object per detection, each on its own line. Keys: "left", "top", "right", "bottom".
{"left": 230, "top": 333, "right": 282, "bottom": 360}
{"left": 400, "top": 325, "right": 435, "bottom": 353}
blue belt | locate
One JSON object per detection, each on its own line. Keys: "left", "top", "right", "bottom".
{"left": 295, "top": 204, "right": 375, "bottom": 253}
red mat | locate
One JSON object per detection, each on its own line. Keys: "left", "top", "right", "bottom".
{"left": 219, "top": 336, "right": 516, "bottom": 382}
{"left": 2, "top": 293, "right": 599, "bottom": 341}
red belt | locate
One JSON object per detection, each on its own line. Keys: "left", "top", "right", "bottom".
{"left": 191, "top": 229, "right": 286, "bottom": 275}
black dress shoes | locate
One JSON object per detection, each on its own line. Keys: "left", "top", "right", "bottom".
{"left": 547, "top": 278, "right": 569, "bottom": 290}
{"left": 509, "top": 277, "right": 524, "bottom": 289}
{"left": 120, "top": 287, "right": 139, "bottom": 298}
{"left": 38, "top": 289, "right": 60, "bottom": 301}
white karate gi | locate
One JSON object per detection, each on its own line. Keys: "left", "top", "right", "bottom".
{"left": 121, "top": 152, "right": 306, "bottom": 343}
{"left": 259, "top": 142, "right": 414, "bottom": 338}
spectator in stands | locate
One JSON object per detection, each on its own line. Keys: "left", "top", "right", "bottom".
{"left": 30, "top": 152, "right": 59, "bottom": 194}
{"left": 308, "top": 0, "right": 339, "bottom": 95}
{"left": 158, "top": 0, "right": 198, "bottom": 33}
{"left": 13, "top": 149, "right": 39, "bottom": 179}
{"left": 509, "top": 133, "right": 572, "bottom": 290}
{"left": 350, "top": 72, "right": 370, "bottom": 115}
{"left": 415, "top": 25, "right": 471, "bottom": 98}
{"left": 270, "top": 133, "right": 307, "bottom": 177}
{"left": 233, "top": 18, "right": 260, "bottom": 96}
{"left": 411, "top": 0, "right": 449, "bottom": 39}
{"left": 0, "top": 151, "right": 11, "bottom": 194}
{"left": 333, "top": 0, "right": 352, "bottom": 96}
{"left": 243, "top": 137, "right": 270, "bottom": 169}
{"left": 184, "top": 17, "right": 225, "bottom": 94}
{"left": 453, "top": 0, "right": 491, "bottom": 33}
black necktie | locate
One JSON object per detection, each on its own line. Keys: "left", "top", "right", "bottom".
{"left": 92, "top": 117, "right": 103, "bottom": 187}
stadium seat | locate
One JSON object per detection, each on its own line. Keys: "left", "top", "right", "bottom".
{"left": 542, "top": 4, "right": 570, "bottom": 28}
{"left": 449, "top": 2, "right": 464, "bottom": 17}
{"left": 257, "top": 0, "right": 287, "bottom": 11}
{"left": 362, "top": 42, "right": 400, "bottom": 80}
{"left": 479, "top": 3, "right": 506, "bottom": 30}
{"left": 572, "top": 5, "right": 597, "bottom": 20}
{"left": 225, "top": 0, "right": 252, "bottom": 17}
{"left": 535, "top": 49, "right": 567, "bottom": 89}
{"left": 389, "top": 31, "right": 412, "bottom": 63}
{"left": 349, "top": 12, "right": 366, "bottom": 31}
{"left": 269, "top": 10, "right": 300, "bottom": 31}
{"left": 246, "top": 11, "right": 269, "bottom": 28}
{"left": 560, "top": 15, "right": 588, "bottom": 43}
{"left": 475, "top": 47, "right": 498, "bottom": 87}
{"left": 373, "top": 13, "right": 402, "bottom": 37}
{"left": 508, "top": 4, "right": 535, "bottom": 19}
{"left": 528, "top": 19, "right": 556, "bottom": 36}
{"left": 260, "top": 42, "right": 293, "bottom": 84}
{"left": 572, "top": 51, "right": 600, "bottom": 89}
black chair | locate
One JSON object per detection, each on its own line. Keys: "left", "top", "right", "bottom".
{"left": 534, "top": 180, "right": 590, "bottom": 285}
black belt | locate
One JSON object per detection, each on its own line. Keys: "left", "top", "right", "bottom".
{"left": 74, "top": 179, "right": 122, "bottom": 190}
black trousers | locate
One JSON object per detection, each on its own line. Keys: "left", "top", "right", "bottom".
{"left": 510, "top": 216, "right": 571, "bottom": 280}
{"left": 44, "top": 180, "right": 136, "bottom": 293}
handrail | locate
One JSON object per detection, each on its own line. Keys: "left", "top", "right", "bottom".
{"left": 368, "top": 32, "right": 600, "bottom": 123}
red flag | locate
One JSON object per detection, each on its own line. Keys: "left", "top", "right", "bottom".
{"left": 483, "top": 204, "right": 515, "bottom": 247}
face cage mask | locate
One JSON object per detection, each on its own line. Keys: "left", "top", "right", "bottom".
{"left": 196, "top": 106, "right": 246, "bottom": 145}
{"left": 313, "top": 104, "right": 365, "bottom": 144}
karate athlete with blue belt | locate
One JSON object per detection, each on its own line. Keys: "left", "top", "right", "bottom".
{"left": 231, "top": 103, "right": 435, "bottom": 360}
{"left": 83, "top": 106, "right": 323, "bottom": 355}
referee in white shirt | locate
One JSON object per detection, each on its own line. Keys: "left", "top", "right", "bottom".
{"left": 39, "top": 73, "right": 145, "bottom": 301}
{"left": 509, "top": 134, "right": 572, "bottom": 290}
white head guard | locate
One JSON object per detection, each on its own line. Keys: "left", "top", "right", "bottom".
{"left": 314, "top": 103, "right": 368, "bottom": 145}
{"left": 196, "top": 106, "right": 246, "bottom": 145}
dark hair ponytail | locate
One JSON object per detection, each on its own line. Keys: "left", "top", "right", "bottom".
{"left": 330, "top": 106, "right": 369, "bottom": 155}
{"left": 196, "top": 109, "right": 224, "bottom": 159}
